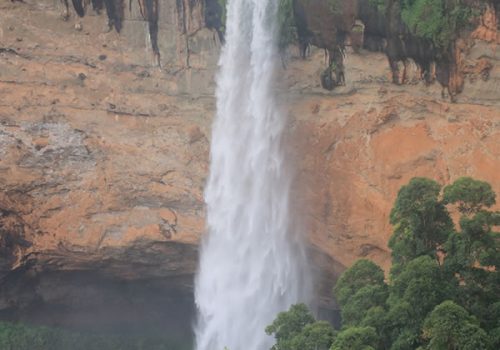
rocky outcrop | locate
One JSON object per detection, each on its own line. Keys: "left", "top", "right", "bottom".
{"left": 0, "top": 0, "right": 498, "bottom": 330}
{"left": 0, "top": 0, "right": 215, "bottom": 335}
{"left": 294, "top": 0, "right": 499, "bottom": 98}
{"left": 286, "top": 47, "right": 500, "bottom": 271}
{"left": 472, "top": 2, "right": 499, "bottom": 42}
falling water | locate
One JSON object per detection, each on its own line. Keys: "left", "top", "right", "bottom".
{"left": 194, "top": 0, "right": 310, "bottom": 349}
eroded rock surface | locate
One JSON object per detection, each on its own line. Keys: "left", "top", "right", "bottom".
{"left": 288, "top": 49, "right": 500, "bottom": 271}
{"left": 0, "top": 0, "right": 213, "bottom": 334}
{"left": 0, "top": 0, "right": 498, "bottom": 328}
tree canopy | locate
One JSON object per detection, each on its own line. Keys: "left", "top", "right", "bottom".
{"left": 388, "top": 177, "right": 453, "bottom": 273}
{"left": 265, "top": 303, "right": 335, "bottom": 350}
{"left": 333, "top": 259, "right": 386, "bottom": 307}
{"left": 443, "top": 176, "right": 496, "bottom": 215}
{"left": 422, "top": 300, "right": 490, "bottom": 350}
{"left": 330, "top": 326, "right": 378, "bottom": 350}
{"left": 267, "top": 176, "right": 499, "bottom": 350}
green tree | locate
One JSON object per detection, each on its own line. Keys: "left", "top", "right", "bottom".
{"left": 444, "top": 209, "right": 500, "bottom": 332}
{"left": 270, "top": 176, "right": 498, "bottom": 350}
{"left": 384, "top": 256, "right": 457, "bottom": 349}
{"left": 265, "top": 303, "right": 315, "bottom": 349}
{"left": 334, "top": 259, "right": 386, "bottom": 307}
{"left": 340, "top": 284, "right": 388, "bottom": 326}
{"left": 422, "top": 300, "right": 490, "bottom": 350}
{"left": 388, "top": 177, "right": 453, "bottom": 274}
{"left": 330, "top": 326, "right": 378, "bottom": 350}
{"left": 400, "top": 0, "right": 476, "bottom": 49}
{"left": 384, "top": 301, "right": 422, "bottom": 350}
{"left": 289, "top": 321, "right": 335, "bottom": 350}
{"left": 266, "top": 304, "right": 336, "bottom": 350}
{"left": 443, "top": 177, "right": 496, "bottom": 215}
{"left": 445, "top": 211, "right": 500, "bottom": 272}
{"left": 389, "top": 256, "right": 455, "bottom": 321}
{"left": 441, "top": 177, "right": 499, "bottom": 333}
{"left": 360, "top": 306, "right": 391, "bottom": 349}
{"left": 334, "top": 260, "right": 390, "bottom": 347}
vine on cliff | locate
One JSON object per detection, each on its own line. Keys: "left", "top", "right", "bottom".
{"left": 400, "top": 0, "right": 478, "bottom": 49}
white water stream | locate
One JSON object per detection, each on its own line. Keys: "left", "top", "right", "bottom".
{"left": 194, "top": 0, "right": 310, "bottom": 349}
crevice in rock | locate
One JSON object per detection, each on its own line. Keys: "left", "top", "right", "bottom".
{"left": 92, "top": 0, "right": 105, "bottom": 13}
{"left": 204, "top": 0, "right": 225, "bottom": 42}
{"left": 60, "top": 0, "right": 162, "bottom": 67}
{"left": 103, "top": 0, "right": 125, "bottom": 32}
{"left": 136, "top": 0, "right": 161, "bottom": 67}
{"left": 176, "top": 0, "right": 192, "bottom": 68}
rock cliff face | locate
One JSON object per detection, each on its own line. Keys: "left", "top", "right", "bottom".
{"left": 295, "top": 0, "right": 499, "bottom": 97}
{"left": 0, "top": 0, "right": 216, "bottom": 336}
{"left": 0, "top": 0, "right": 499, "bottom": 331}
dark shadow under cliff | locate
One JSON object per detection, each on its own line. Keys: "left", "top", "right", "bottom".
{"left": 0, "top": 268, "right": 196, "bottom": 346}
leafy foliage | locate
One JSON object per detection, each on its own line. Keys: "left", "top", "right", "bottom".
{"left": 267, "top": 176, "right": 499, "bottom": 350}
{"left": 385, "top": 256, "right": 457, "bottom": 348}
{"left": 333, "top": 259, "right": 386, "bottom": 307}
{"left": 265, "top": 303, "right": 335, "bottom": 350}
{"left": 265, "top": 303, "right": 315, "bottom": 349}
{"left": 388, "top": 177, "right": 453, "bottom": 273}
{"left": 0, "top": 321, "right": 190, "bottom": 350}
{"left": 288, "top": 321, "right": 336, "bottom": 350}
{"left": 330, "top": 326, "right": 378, "bottom": 350}
{"left": 388, "top": 256, "right": 455, "bottom": 316}
{"left": 422, "top": 301, "right": 490, "bottom": 350}
{"left": 340, "top": 284, "right": 388, "bottom": 326}
{"left": 399, "top": 0, "right": 476, "bottom": 48}
{"left": 444, "top": 209, "right": 500, "bottom": 333}
{"left": 443, "top": 176, "right": 496, "bottom": 215}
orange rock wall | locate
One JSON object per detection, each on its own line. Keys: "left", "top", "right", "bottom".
{"left": 0, "top": 0, "right": 498, "bottom": 304}
{"left": 283, "top": 47, "right": 499, "bottom": 273}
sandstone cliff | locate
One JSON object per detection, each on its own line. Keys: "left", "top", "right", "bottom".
{"left": 0, "top": 0, "right": 498, "bottom": 331}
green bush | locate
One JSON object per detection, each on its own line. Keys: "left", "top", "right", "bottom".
{"left": 443, "top": 176, "right": 496, "bottom": 214}
{"left": 330, "top": 326, "right": 378, "bottom": 350}
{"left": 0, "top": 321, "right": 191, "bottom": 350}
{"left": 422, "top": 301, "right": 490, "bottom": 350}
{"left": 265, "top": 303, "right": 335, "bottom": 350}
{"left": 267, "top": 176, "right": 499, "bottom": 350}
{"left": 400, "top": 0, "right": 476, "bottom": 48}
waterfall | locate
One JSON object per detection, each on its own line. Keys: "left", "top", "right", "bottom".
{"left": 194, "top": 0, "right": 311, "bottom": 349}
